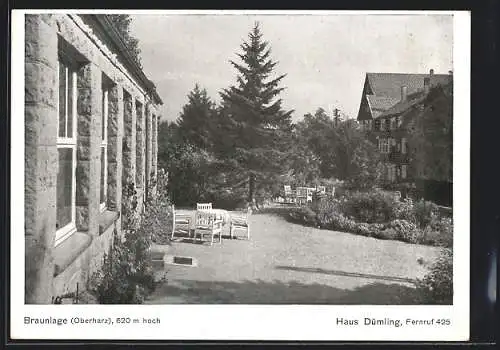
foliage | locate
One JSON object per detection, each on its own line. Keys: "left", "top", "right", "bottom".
{"left": 219, "top": 22, "right": 294, "bottom": 203}
{"left": 407, "top": 83, "right": 453, "bottom": 183}
{"left": 283, "top": 194, "right": 451, "bottom": 247}
{"left": 387, "top": 219, "right": 421, "bottom": 243}
{"left": 413, "top": 199, "right": 439, "bottom": 229}
{"left": 107, "top": 15, "right": 142, "bottom": 68}
{"left": 422, "top": 216, "right": 453, "bottom": 248}
{"left": 341, "top": 190, "right": 400, "bottom": 224}
{"left": 89, "top": 171, "right": 173, "bottom": 303}
{"left": 416, "top": 248, "right": 453, "bottom": 304}
{"left": 176, "top": 84, "right": 217, "bottom": 150}
{"left": 392, "top": 197, "right": 416, "bottom": 223}
{"left": 294, "top": 109, "right": 383, "bottom": 188}
{"left": 144, "top": 168, "right": 173, "bottom": 245}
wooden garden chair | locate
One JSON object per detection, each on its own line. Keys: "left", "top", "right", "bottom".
{"left": 193, "top": 210, "right": 223, "bottom": 245}
{"left": 171, "top": 204, "right": 192, "bottom": 240}
{"left": 230, "top": 207, "right": 252, "bottom": 240}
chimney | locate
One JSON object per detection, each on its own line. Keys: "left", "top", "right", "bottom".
{"left": 429, "top": 69, "right": 434, "bottom": 76}
{"left": 424, "top": 77, "right": 430, "bottom": 94}
{"left": 401, "top": 85, "right": 408, "bottom": 101}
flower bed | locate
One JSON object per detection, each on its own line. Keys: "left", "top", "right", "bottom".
{"left": 286, "top": 190, "right": 452, "bottom": 248}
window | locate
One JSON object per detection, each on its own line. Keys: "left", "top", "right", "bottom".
{"left": 401, "top": 165, "right": 407, "bottom": 179}
{"left": 374, "top": 119, "right": 381, "bottom": 131}
{"left": 401, "top": 137, "right": 408, "bottom": 154}
{"left": 56, "top": 58, "right": 77, "bottom": 245}
{"left": 396, "top": 116, "right": 402, "bottom": 128}
{"left": 390, "top": 117, "right": 396, "bottom": 130}
{"left": 378, "top": 138, "right": 390, "bottom": 154}
{"left": 100, "top": 80, "right": 110, "bottom": 211}
{"left": 387, "top": 164, "right": 396, "bottom": 182}
{"left": 367, "top": 120, "right": 372, "bottom": 130}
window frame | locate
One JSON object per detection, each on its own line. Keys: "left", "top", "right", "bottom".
{"left": 401, "top": 137, "right": 408, "bottom": 154}
{"left": 55, "top": 57, "right": 78, "bottom": 246}
{"left": 401, "top": 164, "right": 408, "bottom": 179}
{"left": 100, "top": 85, "right": 109, "bottom": 212}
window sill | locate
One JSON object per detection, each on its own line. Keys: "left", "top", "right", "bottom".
{"left": 99, "top": 210, "right": 119, "bottom": 235}
{"left": 53, "top": 231, "right": 92, "bottom": 277}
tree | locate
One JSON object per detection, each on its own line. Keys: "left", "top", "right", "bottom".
{"left": 294, "top": 109, "right": 382, "bottom": 189}
{"left": 107, "top": 15, "right": 142, "bottom": 68}
{"left": 219, "top": 22, "right": 293, "bottom": 203}
{"left": 176, "top": 84, "right": 216, "bottom": 150}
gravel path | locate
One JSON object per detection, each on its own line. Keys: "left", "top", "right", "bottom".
{"left": 146, "top": 212, "right": 442, "bottom": 304}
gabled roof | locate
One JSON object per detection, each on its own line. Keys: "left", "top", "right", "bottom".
{"left": 380, "top": 81, "right": 453, "bottom": 119}
{"left": 366, "top": 95, "right": 400, "bottom": 117}
{"left": 365, "top": 72, "right": 450, "bottom": 100}
{"left": 378, "top": 90, "right": 426, "bottom": 118}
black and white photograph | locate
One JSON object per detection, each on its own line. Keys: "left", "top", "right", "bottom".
{"left": 11, "top": 10, "right": 470, "bottom": 341}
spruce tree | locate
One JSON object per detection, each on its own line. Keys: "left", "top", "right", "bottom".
{"left": 219, "top": 22, "right": 293, "bottom": 204}
{"left": 177, "top": 84, "right": 215, "bottom": 150}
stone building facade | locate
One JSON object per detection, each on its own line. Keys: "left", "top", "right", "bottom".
{"left": 25, "top": 14, "right": 162, "bottom": 303}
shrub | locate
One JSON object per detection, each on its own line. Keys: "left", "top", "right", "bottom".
{"left": 288, "top": 206, "right": 318, "bottom": 226}
{"left": 342, "top": 190, "right": 400, "bottom": 223}
{"left": 423, "top": 216, "right": 453, "bottom": 248}
{"left": 146, "top": 169, "right": 173, "bottom": 245}
{"left": 392, "top": 197, "right": 416, "bottom": 223}
{"left": 413, "top": 199, "right": 439, "bottom": 228}
{"left": 89, "top": 229, "right": 156, "bottom": 304}
{"left": 374, "top": 228, "right": 399, "bottom": 240}
{"left": 388, "top": 219, "right": 420, "bottom": 243}
{"left": 416, "top": 248, "right": 453, "bottom": 304}
{"left": 89, "top": 170, "right": 173, "bottom": 304}
{"left": 312, "top": 198, "right": 342, "bottom": 223}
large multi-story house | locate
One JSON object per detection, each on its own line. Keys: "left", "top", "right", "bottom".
{"left": 25, "top": 14, "right": 163, "bottom": 303}
{"left": 356, "top": 70, "right": 453, "bottom": 206}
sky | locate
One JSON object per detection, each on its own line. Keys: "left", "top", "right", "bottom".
{"left": 130, "top": 13, "right": 453, "bottom": 123}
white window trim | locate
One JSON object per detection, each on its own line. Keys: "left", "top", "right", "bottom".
{"left": 100, "top": 88, "right": 109, "bottom": 212}
{"left": 55, "top": 63, "right": 77, "bottom": 247}
{"left": 401, "top": 164, "right": 408, "bottom": 179}
{"left": 401, "top": 137, "right": 407, "bottom": 154}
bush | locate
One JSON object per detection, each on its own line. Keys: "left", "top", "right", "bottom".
{"left": 342, "top": 190, "right": 400, "bottom": 223}
{"left": 388, "top": 219, "right": 420, "bottom": 243}
{"left": 89, "top": 229, "right": 156, "bottom": 304}
{"left": 416, "top": 248, "right": 453, "bottom": 304}
{"left": 89, "top": 169, "right": 173, "bottom": 304}
{"left": 413, "top": 199, "right": 439, "bottom": 228}
{"left": 392, "top": 197, "right": 416, "bottom": 223}
{"left": 374, "top": 228, "right": 399, "bottom": 240}
{"left": 288, "top": 206, "right": 318, "bottom": 226}
{"left": 423, "top": 216, "right": 453, "bottom": 248}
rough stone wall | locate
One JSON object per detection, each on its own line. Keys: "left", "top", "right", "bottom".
{"left": 25, "top": 14, "right": 161, "bottom": 303}
{"left": 145, "top": 103, "right": 153, "bottom": 200}
{"left": 75, "top": 63, "right": 101, "bottom": 234}
{"left": 25, "top": 14, "right": 58, "bottom": 304}
{"left": 135, "top": 100, "right": 145, "bottom": 211}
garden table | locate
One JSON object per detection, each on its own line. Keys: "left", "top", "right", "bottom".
{"left": 198, "top": 208, "right": 231, "bottom": 226}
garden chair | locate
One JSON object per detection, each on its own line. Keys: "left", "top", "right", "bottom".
{"left": 230, "top": 207, "right": 252, "bottom": 240}
{"left": 171, "top": 205, "right": 192, "bottom": 240}
{"left": 284, "top": 185, "right": 295, "bottom": 204}
{"left": 296, "top": 187, "right": 307, "bottom": 205}
{"left": 193, "top": 210, "right": 223, "bottom": 245}
{"left": 197, "top": 203, "right": 212, "bottom": 211}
